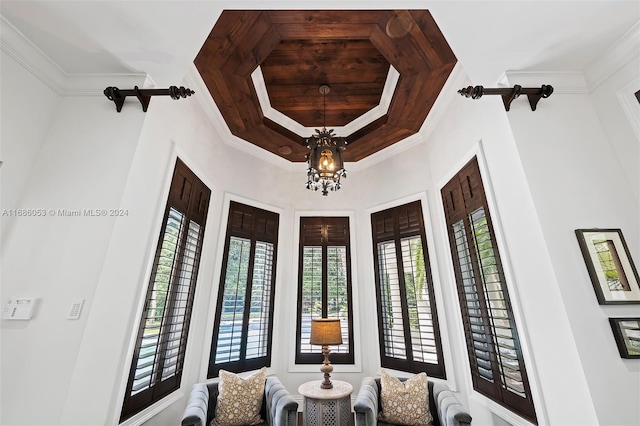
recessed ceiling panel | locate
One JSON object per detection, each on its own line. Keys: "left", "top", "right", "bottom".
{"left": 194, "top": 10, "right": 457, "bottom": 162}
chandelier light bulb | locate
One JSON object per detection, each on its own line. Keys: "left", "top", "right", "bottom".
{"left": 305, "top": 85, "right": 347, "bottom": 196}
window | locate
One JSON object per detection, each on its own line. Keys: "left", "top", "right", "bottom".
{"left": 371, "top": 201, "right": 445, "bottom": 378}
{"left": 441, "top": 157, "right": 537, "bottom": 423}
{"left": 121, "top": 159, "right": 210, "bottom": 422}
{"left": 296, "top": 217, "right": 354, "bottom": 364}
{"left": 208, "top": 201, "right": 279, "bottom": 377}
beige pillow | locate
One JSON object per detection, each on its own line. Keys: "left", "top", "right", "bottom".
{"left": 212, "top": 367, "right": 267, "bottom": 426}
{"left": 378, "top": 369, "right": 433, "bottom": 426}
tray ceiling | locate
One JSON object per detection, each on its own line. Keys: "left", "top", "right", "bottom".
{"left": 194, "top": 10, "right": 457, "bottom": 162}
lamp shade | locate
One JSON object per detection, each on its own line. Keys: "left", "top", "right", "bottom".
{"left": 310, "top": 318, "right": 343, "bottom": 345}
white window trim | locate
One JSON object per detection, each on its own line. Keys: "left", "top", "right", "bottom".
{"left": 366, "top": 192, "right": 456, "bottom": 389}
{"left": 287, "top": 209, "right": 362, "bottom": 374}
{"left": 200, "top": 192, "right": 285, "bottom": 379}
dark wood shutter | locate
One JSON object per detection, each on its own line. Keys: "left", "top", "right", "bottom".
{"left": 441, "top": 158, "right": 537, "bottom": 423}
{"left": 296, "top": 217, "right": 354, "bottom": 364}
{"left": 207, "top": 201, "right": 278, "bottom": 377}
{"left": 121, "top": 159, "right": 210, "bottom": 422}
{"left": 370, "top": 200, "right": 445, "bottom": 378}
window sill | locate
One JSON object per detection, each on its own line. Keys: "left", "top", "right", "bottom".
{"left": 469, "top": 391, "right": 536, "bottom": 426}
{"left": 119, "top": 390, "right": 184, "bottom": 426}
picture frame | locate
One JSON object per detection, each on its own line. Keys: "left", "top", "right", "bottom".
{"left": 609, "top": 318, "right": 640, "bottom": 359}
{"left": 575, "top": 229, "right": 640, "bottom": 304}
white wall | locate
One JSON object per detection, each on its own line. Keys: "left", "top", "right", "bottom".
{"left": 0, "top": 51, "right": 61, "bottom": 237}
{"left": 371, "top": 81, "right": 599, "bottom": 425}
{"left": 3, "top": 26, "right": 639, "bottom": 426}
{"left": 503, "top": 68, "right": 640, "bottom": 425}
{"left": 1, "top": 53, "right": 147, "bottom": 425}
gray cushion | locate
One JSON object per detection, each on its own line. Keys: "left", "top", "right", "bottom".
{"left": 181, "top": 376, "right": 298, "bottom": 426}
{"left": 354, "top": 376, "right": 472, "bottom": 426}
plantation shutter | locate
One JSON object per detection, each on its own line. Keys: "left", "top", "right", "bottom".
{"left": 121, "top": 159, "right": 210, "bottom": 422}
{"left": 441, "top": 158, "right": 536, "bottom": 423}
{"left": 296, "top": 217, "right": 354, "bottom": 364}
{"left": 371, "top": 201, "right": 445, "bottom": 378}
{"left": 208, "top": 202, "right": 278, "bottom": 377}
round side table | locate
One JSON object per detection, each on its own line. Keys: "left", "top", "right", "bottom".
{"left": 298, "top": 379, "right": 353, "bottom": 426}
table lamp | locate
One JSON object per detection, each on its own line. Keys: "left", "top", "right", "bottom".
{"left": 310, "top": 318, "right": 343, "bottom": 389}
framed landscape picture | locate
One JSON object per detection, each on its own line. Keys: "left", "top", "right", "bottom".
{"left": 609, "top": 318, "right": 640, "bottom": 359}
{"left": 575, "top": 229, "right": 640, "bottom": 304}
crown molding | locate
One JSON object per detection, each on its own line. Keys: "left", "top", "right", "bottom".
{"left": 350, "top": 62, "right": 468, "bottom": 172}
{"left": 184, "top": 63, "right": 297, "bottom": 171}
{"left": 585, "top": 21, "right": 640, "bottom": 91}
{"left": 251, "top": 64, "right": 400, "bottom": 137}
{"left": 499, "top": 71, "right": 589, "bottom": 94}
{"left": 187, "top": 60, "right": 468, "bottom": 174}
{"left": 498, "top": 21, "right": 640, "bottom": 94}
{"left": 1, "top": 15, "right": 146, "bottom": 96}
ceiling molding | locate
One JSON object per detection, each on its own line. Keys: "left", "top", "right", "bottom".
{"left": 0, "top": 14, "right": 146, "bottom": 96}
{"left": 349, "top": 62, "right": 468, "bottom": 173}
{"left": 184, "top": 63, "right": 298, "bottom": 171}
{"left": 188, "top": 61, "right": 469, "bottom": 175}
{"left": 617, "top": 76, "right": 640, "bottom": 141}
{"left": 585, "top": 21, "right": 640, "bottom": 91}
{"left": 498, "top": 21, "right": 639, "bottom": 95}
{"left": 499, "top": 71, "right": 589, "bottom": 94}
{"left": 252, "top": 65, "right": 401, "bottom": 138}
{"left": 194, "top": 9, "right": 457, "bottom": 162}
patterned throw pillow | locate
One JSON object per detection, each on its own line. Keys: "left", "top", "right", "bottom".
{"left": 212, "top": 367, "right": 267, "bottom": 426}
{"left": 378, "top": 369, "right": 433, "bottom": 426}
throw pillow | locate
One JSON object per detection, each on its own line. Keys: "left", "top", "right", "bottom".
{"left": 378, "top": 369, "right": 432, "bottom": 426}
{"left": 212, "top": 367, "right": 267, "bottom": 426}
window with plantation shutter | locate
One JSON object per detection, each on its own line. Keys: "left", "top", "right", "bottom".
{"left": 441, "top": 157, "right": 537, "bottom": 423}
{"left": 121, "top": 159, "right": 210, "bottom": 422}
{"left": 208, "top": 201, "right": 278, "bottom": 377}
{"left": 296, "top": 217, "right": 354, "bottom": 364}
{"left": 371, "top": 201, "right": 445, "bottom": 378}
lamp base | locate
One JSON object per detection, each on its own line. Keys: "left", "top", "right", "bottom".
{"left": 320, "top": 345, "right": 334, "bottom": 389}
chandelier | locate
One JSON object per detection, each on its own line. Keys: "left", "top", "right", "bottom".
{"left": 305, "top": 85, "right": 347, "bottom": 196}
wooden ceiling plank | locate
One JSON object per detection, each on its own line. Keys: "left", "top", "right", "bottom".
{"left": 195, "top": 9, "right": 456, "bottom": 162}
{"left": 387, "top": 74, "right": 435, "bottom": 131}
{"left": 203, "top": 71, "right": 249, "bottom": 134}
{"left": 368, "top": 25, "right": 429, "bottom": 75}
{"left": 262, "top": 118, "right": 307, "bottom": 146}
{"left": 264, "top": 39, "right": 380, "bottom": 53}
{"left": 195, "top": 11, "right": 262, "bottom": 69}
{"left": 409, "top": 10, "right": 457, "bottom": 66}
{"left": 235, "top": 24, "right": 282, "bottom": 77}
{"left": 275, "top": 23, "right": 373, "bottom": 39}
{"left": 266, "top": 10, "right": 384, "bottom": 25}
{"left": 230, "top": 77, "right": 264, "bottom": 128}
{"left": 261, "top": 67, "right": 388, "bottom": 86}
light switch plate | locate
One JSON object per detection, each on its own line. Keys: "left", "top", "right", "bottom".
{"left": 67, "top": 299, "right": 84, "bottom": 320}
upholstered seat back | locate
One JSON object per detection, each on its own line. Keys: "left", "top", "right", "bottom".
{"left": 181, "top": 376, "right": 298, "bottom": 426}
{"left": 372, "top": 377, "right": 440, "bottom": 426}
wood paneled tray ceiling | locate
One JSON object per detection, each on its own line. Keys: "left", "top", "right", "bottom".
{"left": 195, "top": 10, "right": 456, "bottom": 162}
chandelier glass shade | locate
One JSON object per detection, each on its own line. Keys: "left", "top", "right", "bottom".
{"left": 305, "top": 85, "right": 347, "bottom": 196}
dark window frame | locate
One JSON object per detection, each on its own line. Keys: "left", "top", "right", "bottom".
{"left": 295, "top": 216, "right": 355, "bottom": 365}
{"left": 207, "top": 201, "right": 279, "bottom": 378}
{"left": 121, "top": 158, "right": 210, "bottom": 422}
{"left": 370, "top": 200, "right": 446, "bottom": 378}
{"left": 441, "top": 157, "right": 537, "bottom": 423}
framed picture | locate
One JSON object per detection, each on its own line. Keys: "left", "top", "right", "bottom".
{"left": 609, "top": 318, "right": 640, "bottom": 359}
{"left": 575, "top": 229, "right": 640, "bottom": 304}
